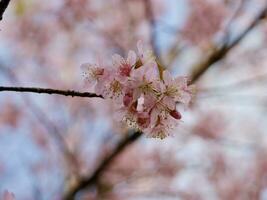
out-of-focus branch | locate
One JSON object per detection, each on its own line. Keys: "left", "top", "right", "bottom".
{"left": 190, "top": 2, "right": 267, "bottom": 83}
{"left": 221, "top": 0, "right": 246, "bottom": 43}
{"left": 0, "top": 0, "right": 11, "bottom": 21}
{"left": 0, "top": 86, "right": 102, "bottom": 98}
{"left": 0, "top": 66, "right": 81, "bottom": 189}
{"left": 63, "top": 131, "right": 142, "bottom": 200}
{"left": 62, "top": 3, "right": 267, "bottom": 200}
{"left": 144, "top": 0, "right": 160, "bottom": 58}
{"left": 199, "top": 72, "right": 267, "bottom": 94}
{"left": 165, "top": 39, "right": 186, "bottom": 68}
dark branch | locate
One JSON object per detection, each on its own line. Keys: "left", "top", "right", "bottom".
{"left": 0, "top": 0, "right": 11, "bottom": 21}
{"left": 0, "top": 86, "right": 102, "bottom": 98}
{"left": 63, "top": 131, "right": 142, "bottom": 200}
{"left": 5, "top": 2, "right": 264, "bottom": 99}
{"left": 144, "top": 0, "right": 159, "bottom": 58}
{"left": 190, "top": 3, "right": 267, "bottom": 83}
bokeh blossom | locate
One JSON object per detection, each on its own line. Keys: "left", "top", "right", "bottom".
{"left": 2, "top": 191, "right": 16, "bottom": 200}
{"left": 82, "top": 41, "right": 195, "bottom": 139}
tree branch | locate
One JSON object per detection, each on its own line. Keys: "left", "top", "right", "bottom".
{"left": 4, "top": 1, "right": 264, "bottom": 99}
{"left": 144, "top": 0, "right": 160, "bottom": 58}
{"left": 63, "top": 130, "right": 142, "bottom": 200}
{"left": 0, "top": 86, "right": 102, "bottom": 98}
{"left": 0, "top": 0, "right": 11, "bottom": 21}
{"left": 190, "top": 2, "right": 267, "bottom": 83}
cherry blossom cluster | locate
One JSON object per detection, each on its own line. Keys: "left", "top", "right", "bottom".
{"left": 82, "top": 41, "right": 195, "bottom": 139}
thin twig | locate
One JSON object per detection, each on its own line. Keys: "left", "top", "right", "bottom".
{"left": 220, "top": 0, "right": 246, "bottom": 43}
{"left": 199, "top": 72, "right": 267, "bottom": 94}
{"left": 0, "top": 86, "right": 103, "bottom": 98}
{"left": 144, "top": 0, "right": 160, "bottom": 58}
{"left": 0, "top": 0, "right": 11, "bottom": 21}
{"left": 190, "top": 2, "right": 267, "bottom": 83}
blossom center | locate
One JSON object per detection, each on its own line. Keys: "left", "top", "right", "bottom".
{"left": 110, "top": 80, "right": 123, "bottom": 96}
{"left": 89, "top": 67, "right": 104, "bottom": 79}
{"left": 119, "top": 63, "right": 132, "bottom": 77}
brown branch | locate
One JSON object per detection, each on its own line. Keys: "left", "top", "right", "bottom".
{"left": 62, "top": 3, "right": 267, "bottom": 200}
{"left": 7, "top": 1, "right": 264, "bottom": 99}
{"left": 199, "top": 72, "right": 267, "bottom": 94}
{"left": 0, "top": 86, "right": 102, "bottom": 98}
{"left": 190, "top": 2, "right": 267, "bottom": 83}
{"left": 220, "top": 0, "right": 246, "bottom": 44}
{"left": 63, "top": 131, "right": 142, "bottom": 200}
{"left": 144, "top": 0, "right": 159, "bottom": 58}
{"left": 0, "top": 0, "right": 11, "bottom": 21}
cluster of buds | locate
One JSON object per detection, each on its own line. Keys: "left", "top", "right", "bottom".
{"left": 82, "top": 41, "right": 195, "bottom": 139}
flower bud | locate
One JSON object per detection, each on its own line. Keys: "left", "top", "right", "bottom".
{"left": 123, "top": 93, "right": 133, "bottom": 107}
{"left": 170, "top": 110, "right": 182, "bottom": 120}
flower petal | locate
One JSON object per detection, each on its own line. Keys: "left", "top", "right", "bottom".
{"left": 163, "top": 70, "right": 173, "bottom": 86}
{"left": 112, "top": 54, "right": 124, "bottom": 67}
{"left": 127, "top": 50, "right": 137, "bottom": 66}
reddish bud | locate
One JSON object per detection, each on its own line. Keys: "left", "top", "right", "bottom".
{"left": 123, "top": 93, "right": 133, "bottom": 107}
{"left": 170, "top": 110, "right": 182, "bottom": 120}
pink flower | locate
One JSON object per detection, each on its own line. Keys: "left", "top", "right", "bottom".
{"left": 112, "top": 50, "right": 136, "bottom": 78}
{"left": 144, "top": 115, "right": 178, "bottom": 139}
{"left": 129, "top": 61, "right": 160, "bottom": 101}
{"left": 82, "top": 41, "right": 195, "bottom": 139}
{"left": 136, "top": 112, "right": 150, "bottom": 129}
{"left": 123, "top": 91, "right": 133, "bottom": 107}
{"left": 137, "top": 40, "right": 155, "bottom": 64}
{"left": 2, "top": 191, "right": 16, "bottom": 200}
{"left": 138, "top": 93, "right": 178, "bottom": 139}
{"left": 81, "top": 63, "right": 104, "bottom": 87}
{"left": 162, "top": 71, "right": 195, "bottom": 106}
{"left": 115, "top": 103, "right": 139, "bottom": 129}
{"left": 102, "top": 78, "right": 124, "bottom": 101}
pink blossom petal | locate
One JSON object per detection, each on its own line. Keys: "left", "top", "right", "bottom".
{"left": 163, "top": 70, "right": 173, "bottom": 86}
{"left": 131, "top": 66, "right": 145, "bottom": 81}
{"left": 150, "top": 107, "right": 160, "bottom": 128}
{"left": 145, "top": 63, "right": 159, "bottom": 82}
{"left": 137, "top": 40, "right": 144, "bottom": 56}
{"left": 136, "top": 95, "right": 145, "bottom": 112}
{"left": 127, "top": 50, "right": 137, "bottom": 66}
{"left": 137, "top": 112, "right": 150, "bottom": 129}
{"left": 123, "top": 93, "right": 133, "bottom": 107}
{"left": 162, "top": 96, "right": 176, "bottom": 110}
{"left": 178, "top": 92, "right": 192, "bottom": 106}
{"left": 112, "top": 54, "right": 124, "bottom": 67}
{"left": 175, "top": 76, "right": 188, "bottom": 88}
